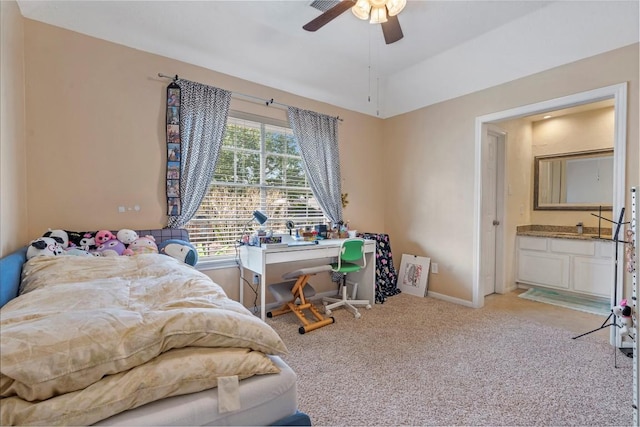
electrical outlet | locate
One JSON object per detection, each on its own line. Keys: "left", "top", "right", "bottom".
{"left": 431, "top": 263, "right": 439, "bottom": 274}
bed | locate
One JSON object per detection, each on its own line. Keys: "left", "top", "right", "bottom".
{"left": 0, "top": 229, "right": 311, "bottom": 426}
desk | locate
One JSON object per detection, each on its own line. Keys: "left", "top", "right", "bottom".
{"left": 239, "top": 239, "right": 376, "bottom": 321}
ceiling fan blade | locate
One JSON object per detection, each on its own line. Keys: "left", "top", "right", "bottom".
{"left": 381, "top": 13, "right": 403, "bottom": 44}
{"left": 303, "top": 0, "right": 355, "bottom": 32}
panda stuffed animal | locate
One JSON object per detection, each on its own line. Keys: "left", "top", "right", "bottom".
{"left": 42, "top": 229, "right": 69, "bottom": 249}
{"left": 26, "top": 237, "right": 65, "bottom": 260}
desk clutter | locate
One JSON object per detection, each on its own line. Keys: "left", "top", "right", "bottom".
{"left": 241, "top": 221, "right": 356, "bottom": 247}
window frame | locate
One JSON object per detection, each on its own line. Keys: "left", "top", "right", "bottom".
{"left": 189, "top": 110, "right": 328, "bottom": 269}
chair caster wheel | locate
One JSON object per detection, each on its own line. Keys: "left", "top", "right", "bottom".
{"left": 365, "top": 304, "right": 372, "bottom": 310}
{"left": 325, "top": 309, "right": 332, "bottom": 316}
{"left": 354, "top": 312, "right": 362, "bottom": 319}
{"left": 267, "top": 312, "right": 273, "bottom": 318}
{"left": 298, "top": 327, "right": 306, "bottom": 334}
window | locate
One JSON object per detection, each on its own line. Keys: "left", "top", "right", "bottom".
{"left": 185, "top": 112, "right": 328, "bottom": 259}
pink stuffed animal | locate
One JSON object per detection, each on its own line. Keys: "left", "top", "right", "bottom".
{"left": 95, "top": 230, "right": 116, "bottom": 245}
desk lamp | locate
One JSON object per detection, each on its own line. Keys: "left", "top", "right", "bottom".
{"left": 252, "top": 210, "right": 268, "bottom": 226}
{"left": 240, "top": 210, "right": 269, "bottom": 246}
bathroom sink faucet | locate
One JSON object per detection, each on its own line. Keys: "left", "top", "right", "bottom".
{"left": 576, "top": 222, "right": 583, "bottom": 235}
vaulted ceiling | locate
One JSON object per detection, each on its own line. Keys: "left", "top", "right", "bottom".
{"left": 17, "top": 1, "right": 640, "bottom": 118}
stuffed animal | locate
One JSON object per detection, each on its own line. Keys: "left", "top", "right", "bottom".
{"left": 26, "top": 237, "right": 64, "bottom": 260}
{"left": 79, "top": 233, "right": 97, "bottom": 251}
{"left": 65, "top": 247, "right": 94, "bottom": 257}
{"left": 157, "top": 239, "right": 198, "bottom": 266}
{"left": 42, "top": 229, "right": 69, "bottom": 249}
{"left": 129, "top": 235, "right": 158, "bottom": 255}
{"left": 95, "top": 230, "right": 116, "bottom": 245}
{"left": 65, "top": 230, "right": 85, "bottom": 248}
{"left": 613, "top": 298, "right": 633, "bottom": 335}
{"left": 117, "top": 229, "right": 138, "bottom": 245}
{"left": 94, "top": 238, "right": 126, "bottom": 257}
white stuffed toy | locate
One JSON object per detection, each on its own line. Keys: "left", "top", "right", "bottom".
{"left": 117, "top": 228, "right": 139, "bottom": 245}
{"left": 27, "top": 237, "right": 64, "bottom": 260}
{"left": 42, "top": 229, "right": 69, "bottom": 249}
{"left": 613, "top": 298, "right": 633, "bottom": 335}
{"left": 129, "top": 235, "right": 158, "bottom": 255}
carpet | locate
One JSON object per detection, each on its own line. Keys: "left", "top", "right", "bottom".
{"left": 518, "top": 287, "right": 611, "bottom": 316}
{"left": 267, "top": 293, "right": 631, "bottom": 426}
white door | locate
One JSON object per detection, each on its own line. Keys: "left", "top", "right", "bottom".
{"left": 481, "top": 127, "right": 504, "bottom": 296}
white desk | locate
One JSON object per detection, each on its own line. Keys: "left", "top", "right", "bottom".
{"left": 239, "top": 239, "right": 376, "bottom": 321}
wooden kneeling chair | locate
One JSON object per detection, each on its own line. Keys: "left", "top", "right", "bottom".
{"left": 267, "top": 265, "right": 335, "bottom": 334}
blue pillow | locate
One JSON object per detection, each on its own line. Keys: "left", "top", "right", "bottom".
{"left": 0, "top": 247, "right": 27, "bottom": 307}
{"left": 157, "top": 239, "right": 198, "bottom": 266}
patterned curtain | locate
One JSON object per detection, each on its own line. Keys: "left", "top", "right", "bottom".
{"left": 287, "top": 106, "right": 343, "bottom": 225}
{"left": 167, "top": 79, "right": 231, "bottom": 228}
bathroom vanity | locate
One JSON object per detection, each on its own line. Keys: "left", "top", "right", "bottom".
{"left": 516, "top": 226, "right": 613, "bottom": 298}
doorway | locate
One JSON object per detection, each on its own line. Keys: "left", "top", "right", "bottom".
{"left": 473, "top": 83, "right": 627, "bottom": 346}
{"left": 481, "top": 126, "right": 505, "bottom": 296}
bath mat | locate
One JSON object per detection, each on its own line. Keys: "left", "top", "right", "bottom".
{"left": 518, "top": 288, "right": 611, "bottom": 316}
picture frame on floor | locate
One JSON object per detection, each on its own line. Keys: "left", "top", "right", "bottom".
{"left": 397, "top": 254, "right": 430, "bottom": 297}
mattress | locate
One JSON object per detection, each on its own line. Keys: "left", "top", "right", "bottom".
{"left": 94, "top": 356, "right": 298, "bottom": 426}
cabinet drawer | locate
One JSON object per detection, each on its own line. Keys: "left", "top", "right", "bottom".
{"left": 549, "top": 239, "right": 595, "bottom": 256}
{"left": 518, "top": 236, "right": 547, "bottom": 251}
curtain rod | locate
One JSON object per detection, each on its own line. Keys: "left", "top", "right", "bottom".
{"left": 158, "top": 73, "right": 343, "bottom": 122}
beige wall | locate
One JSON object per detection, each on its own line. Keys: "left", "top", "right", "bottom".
{"left": 530, "top": 106, "right": 615, "bottom": 227}
{"left": 0, "top": 1, "right": 28, "bottom": 257}
{"left": 383, "top": 43, "right": 639, "bottom": 302}
{"left": 21, "top": 19, "right": 385, "bottom": 239}
{"left": 2, "top": 8, "right": 638, "bottom": 306}
{"left": 18, "top": 19, "right": 384, "bottom": 300}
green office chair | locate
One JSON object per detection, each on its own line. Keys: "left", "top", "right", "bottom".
{"left": 322, "top": 238, "right": 372, "bottom": 319}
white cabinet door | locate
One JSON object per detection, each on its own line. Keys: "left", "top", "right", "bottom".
{"left": 517, "top": 250, "right": 570, "bottom": 289}
{"left": 572, "top": 255, "right": 613, "bottom": 297}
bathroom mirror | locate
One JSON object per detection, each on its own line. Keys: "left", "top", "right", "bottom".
{"left": 534, "top": 149, "right": 613, "bottom": 211}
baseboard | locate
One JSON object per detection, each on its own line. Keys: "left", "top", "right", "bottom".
{"left": 262, "top": 290, "right": 474, "bottom": 312}
{"left": 426, "top": 291, "right": 474, "bottom": 308}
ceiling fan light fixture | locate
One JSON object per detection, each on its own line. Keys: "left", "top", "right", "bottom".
{"left": 385, "top": 0, "right": 406, "bottom": 16}
{"left": 352, "top": 0, "right": 371, "bottom": 20}
{"left": 369, "top": 6, "right": 387, "bottom": 24}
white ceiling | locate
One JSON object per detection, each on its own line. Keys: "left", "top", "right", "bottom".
{"left": 16, "top": 0, "right": 639, "bottom": 118}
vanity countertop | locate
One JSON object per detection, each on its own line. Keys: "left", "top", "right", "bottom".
{"left": 516, "top": 225, "right": 612, "bottom": 241}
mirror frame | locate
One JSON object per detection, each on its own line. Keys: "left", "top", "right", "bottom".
{"left": 533, "top": 148, "right": 614, "bottom": 211}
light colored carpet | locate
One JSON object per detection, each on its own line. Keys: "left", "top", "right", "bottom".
{"left": 518, "top": 288, "right": 611, "bottom": 316}
{"left": 267, "top": 293, "right": 632, "bottom": 426}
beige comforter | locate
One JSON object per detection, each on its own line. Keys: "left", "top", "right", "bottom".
{"left": 0, "top": 254, "right": 288, "bottom": 425}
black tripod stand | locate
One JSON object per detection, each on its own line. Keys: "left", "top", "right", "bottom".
{"left": 572, "top": 207, "right": 628, "bottom": 340}
{"left": 572, "top": 207, "right": 634, "bottom": 366}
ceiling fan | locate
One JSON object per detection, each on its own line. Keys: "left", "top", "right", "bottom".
{"left": 303, "top": 0, "right": 406, "bottom": 45}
